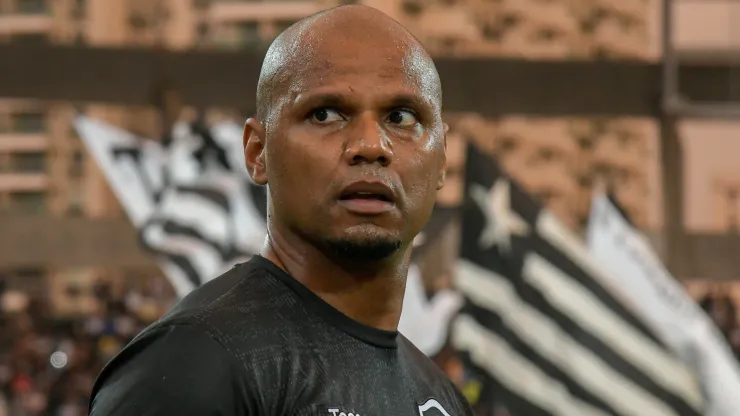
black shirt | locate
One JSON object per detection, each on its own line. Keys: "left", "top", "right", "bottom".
{"left": 89, "top": 256, "right": 473, "bottom": 415}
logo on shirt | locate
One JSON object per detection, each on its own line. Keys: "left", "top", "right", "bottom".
{"left": 417, "top": 398, "right": 452, "bottom": 416}
{"left": 327, "top": 408, "right": 360, "bottom": 416}
{"left": 321, "top": 398, "right": 451, "bottom": 416}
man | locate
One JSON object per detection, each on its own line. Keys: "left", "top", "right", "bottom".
{"left": 89, "top": 5, "right": 473, "bottom": 415}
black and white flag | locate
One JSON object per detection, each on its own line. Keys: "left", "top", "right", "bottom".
{"left": 451, "top": 144, "right": 705, "bottom": 415}
{"left": 74, "top": 116, "right": 267, "bottom": 297}
{"left": 400, "top": 206, "right": 463, "bottom": 357}
{"left": 587, "top": 193, "right": 740, "bottom": 416}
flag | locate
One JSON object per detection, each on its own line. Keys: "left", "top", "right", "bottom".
{"left": 74, "top": 116, "right": 267, "bottom": 297}
{"left": 400, "top": 206, "right": 464, "bottom": 356}
{"left": 587, "top": 192, "right": 740, "bottom": 416}
{"left": 450, "top": 144, "right": 704, "bottom": 415}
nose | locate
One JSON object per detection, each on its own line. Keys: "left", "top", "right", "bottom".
{"left": 344, "top": 113, "right": 393, "bottom": 167}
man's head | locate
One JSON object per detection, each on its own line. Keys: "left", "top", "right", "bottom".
{"left": 244, "top": 5, "right": 446, "bottom": 263}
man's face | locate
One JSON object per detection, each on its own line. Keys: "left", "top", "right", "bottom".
{"left": 250, "top": 36, "right": 446, "bottom": 261}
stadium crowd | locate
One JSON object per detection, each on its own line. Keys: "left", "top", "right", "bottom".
{"left": 0, "top": 278, "right": 174, "bottom": 416}
{"left": 1, "top": 277, "right": 739, "bottom": 415}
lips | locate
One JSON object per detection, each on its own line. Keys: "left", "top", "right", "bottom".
{"left": 338, "top": 181, "right": 396, "bottom": 215}
{"left": 339, "top": 181, "right": 394, "bottom": 202}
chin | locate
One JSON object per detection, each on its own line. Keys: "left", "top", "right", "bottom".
{"left": 324, "top": 226, "right": 402, "bottom": 262}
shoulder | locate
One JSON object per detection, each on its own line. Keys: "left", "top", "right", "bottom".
{"left": 153, "top": 258, "right": 303, "bottom": 345}
{"left": 91, "top": 259, "right": 317, "bottom": 415}
{"left": 398, "top": 335, "right": 449, "bottom": 380}
{"left": 398, "top": 336, "right": 474, "bottom": 414}
{"left": 90, "top": 324, "right": 254, "bottom": 415}
{"left": 155, "top": 258, "right": 325, "bottom": 359}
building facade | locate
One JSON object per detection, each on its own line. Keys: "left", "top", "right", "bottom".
{"left": 0, "top": 0, "right": 656, "bottom": 224}
{"left": 0, "top": 0, "right": 737, "bottom": 310}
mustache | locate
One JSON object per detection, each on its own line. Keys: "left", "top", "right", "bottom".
{"left": 339, "top": 168, "right": 401, "bottom": 194}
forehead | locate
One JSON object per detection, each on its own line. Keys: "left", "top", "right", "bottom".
{"left": 288, "top": 37, "right": 439, "bottom": 103}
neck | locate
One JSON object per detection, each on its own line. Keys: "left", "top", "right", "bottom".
{"left": 262, "top": 224, "right": 410, "bottom": 332}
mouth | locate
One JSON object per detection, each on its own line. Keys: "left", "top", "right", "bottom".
{"left": 338, "top": 181, "right": 396, "bottom": 215}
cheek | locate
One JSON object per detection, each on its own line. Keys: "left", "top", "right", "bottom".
{"left": 267, "top": 133, "right": 340, "bottom": 201}
{"left": 400, "top": 152, "right": 443, "bottom": 212}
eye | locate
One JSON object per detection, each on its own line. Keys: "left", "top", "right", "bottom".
{"left": 386, "top": 109, "right": 417, "bottom": 127}
{"left": 310, "top": 108, "right": 344, "bottom": 124}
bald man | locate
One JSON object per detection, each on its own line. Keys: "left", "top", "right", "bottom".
{"left": 89, "top": 5, "right": 473, "bottom": 415}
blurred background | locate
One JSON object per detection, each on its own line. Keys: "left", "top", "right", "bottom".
{"left": 1, "top": 0, "right": 740, "bottom": 415}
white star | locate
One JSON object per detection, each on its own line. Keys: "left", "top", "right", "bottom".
{"left": 470, "top": 179, "right": 529, "bottom": 253}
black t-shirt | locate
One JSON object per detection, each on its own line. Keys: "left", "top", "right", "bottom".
{"left": 89, "top": 256, "right": 473, "bottom": 415}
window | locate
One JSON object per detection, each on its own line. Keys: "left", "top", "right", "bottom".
{"left": 580, "top": 11, "right": 602, "bottom": 34}
{"left": 616, "top": 168, "right": 632, "bottom": 185}
{"left": 726, "top": 189, "right": 740, "bottom": 231}
{"left": 9, "top": 191, "right": 46, "bottom": 213}
{"left": 129, "top": 13, "right": 150, "bottom": 30}
{"left": 193, "top": 0, "right": 210, "bottom": 10}
{"left": 532, "top": 28, "right": 559, "bottom": 42}
{"left": 11, "top": 152, "right": 46, "bottom": 173}
{"left": 538, "top": 148, "right": 557, "bottom": 162}
{"left": 536, "top": 190, "right": 555, "bottom": 204}
{"left": 196, "top": 22, "right": 210, "bottom": 43}
{"left": 0, "top": 155, "right": 9, "bottom": 173}
{"left": 73, "top": 31, "right": 86, "bottom": 45}
{"left": 274, "top": 20, "right": 297, "bottom": 34}
{"left": 12, "top": 112, "right": 46, "bottom": 133}
{"left": 496, "top": 135, "right": 518, "bottom": 153}
{"left": 482, "top": 24, "right": 504, "bottom": 41}
{"left": 67, "top": 201, "right": 84, "bottom": 216}
{"left": 616, "top": 14, "right": 639, "bottom": 32}
{"left": 238, "top": 22, "right": 261, "bottom": 48}
{"left": 616, "top": 130, "right": 632, "bottom": 148}
{"left": 67, "top": 181, "right": 84, "bottom": 216}
{"left": 71, "top": 0, "right": 85, "bottom": 19}
{"left": 576, "top": 136, "right": 593, "bottom": 150}
{"left": 401, "top": 1, "right": 423, "bottom": 16}
{"left": 70, "top": 150, "right": 84, "bottom": 177}
{"left": 16, "top": 0, "right": 47, "bottom": 14}
{"left": 10, "top": 34, "right": 48, "bottom": 45}
{"left": 500, "top": 13, "right": 521, "bottom": 29}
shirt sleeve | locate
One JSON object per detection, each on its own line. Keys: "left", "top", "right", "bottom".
{"left": 89, "top": 324, "right": 253, "bottom": 416}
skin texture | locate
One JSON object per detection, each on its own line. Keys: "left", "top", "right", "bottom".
{"left": 243, "top": 5, "right": 447, "bottom": 331}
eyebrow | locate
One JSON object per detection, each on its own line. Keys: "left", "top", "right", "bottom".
{"left": 292, "top": 91, "right": 432, "bottom": 113}
{"left": 293, "top": 92, "right": 348, "bottom": 110}
{"left": 383, "top": 94, "right": 429, "bottom": 112}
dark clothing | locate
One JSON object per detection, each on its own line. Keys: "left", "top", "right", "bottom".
{"left": 89, "top": 256, "right": 473, "bottom": 415}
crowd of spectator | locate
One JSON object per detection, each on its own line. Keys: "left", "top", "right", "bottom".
{"left": 2, "top": 277, "right": 740, "bottom": 416}
{"left": 0, "top": 279, "right": 174, "bottom": 416}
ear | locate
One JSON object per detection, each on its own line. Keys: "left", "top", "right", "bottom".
{"left": 437, "top": 123, "right": 448, "bottom": 190}
{"left": 243, "top": 118, "right": 268, "bottom": 185}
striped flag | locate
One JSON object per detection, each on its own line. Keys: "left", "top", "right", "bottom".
{"left": 587, "top": 192, "right": 740, "bottom": 416}
{"left": 400, "top": 206, "right": 463, "bottom": 357}
{"left": 451, "top": 144, "right": 704, "bottom": 415}
{"left": 74, "top": 116, "right": 267, "bottom": 297}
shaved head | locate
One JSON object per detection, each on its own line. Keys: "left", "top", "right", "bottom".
{"left": 244, "top": 4, "right": 447, "bottom": 265}
{"left": 256, "top": 5, "right": 442, "bottom": 130}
